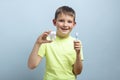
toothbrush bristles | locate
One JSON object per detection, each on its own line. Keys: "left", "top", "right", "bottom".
{"left": 75, "top": 32, "right": 78, "bottom": 40}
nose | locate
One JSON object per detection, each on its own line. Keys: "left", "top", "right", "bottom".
{"left": 63, "top": 21, "right": 68, "bottom": 27}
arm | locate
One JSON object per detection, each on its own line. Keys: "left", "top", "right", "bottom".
{"left": 28, "top": 31, "right": 52, "bottom": 69}
{"left": 73, "top": 41, "right": 83, "bottom": 75}
{"left": 28, "top": 42, "right": 42, "bottom": 69}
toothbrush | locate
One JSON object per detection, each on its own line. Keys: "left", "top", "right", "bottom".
{"left": 75, "top": 32, "right": 78, "bottom": 40}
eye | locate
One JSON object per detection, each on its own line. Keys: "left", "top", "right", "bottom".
{"left": 58, "top": 19, "right": 64, "bottom": 22}
{"left": 68, "top": 20, "right": 72, "bottom": 23}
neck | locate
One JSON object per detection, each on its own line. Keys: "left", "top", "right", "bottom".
{"left": 56, "top": 33, "right": 69, "bottom": 39}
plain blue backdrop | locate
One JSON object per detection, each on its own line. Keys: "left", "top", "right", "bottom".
{"left": 0, "top": 0, "right": 120, "bottom": 80}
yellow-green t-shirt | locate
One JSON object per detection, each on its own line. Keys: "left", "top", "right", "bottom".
{"left": 38, "top": 36, "right": 83, "bottom": 80}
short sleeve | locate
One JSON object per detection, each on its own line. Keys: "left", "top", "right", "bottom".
{"left": 80, "top": 47, "right": 84, "bottom": 61}
{"left": 38, "top": 44, "right": 46, "bottom": 57}
{"left": 78, "top": 40, "right": 84, "bottom": 61}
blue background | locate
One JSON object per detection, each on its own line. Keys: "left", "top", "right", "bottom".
{"left": 0, "top": 0, "right": 120, "bottom": 80}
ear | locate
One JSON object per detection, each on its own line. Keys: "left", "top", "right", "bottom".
{"left": 53, "top": 19, "right": 56, "bottom": 26}
{"left": 73, "top": 21, "right": 76, "bottom": 27}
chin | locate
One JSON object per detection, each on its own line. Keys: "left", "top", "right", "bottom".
{"left": 61, "top": 30, "right": 70, "bottom": 33}
{"left": 61, "top": 32, "right": 69, "bottom": 35}
{"left": 62, "top": 32, "right": 70, "bottom": 36}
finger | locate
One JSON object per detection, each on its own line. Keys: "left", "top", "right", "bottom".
{"left": 44, "top": 30, "right": 51, "bottom": 35}
{"left": 74, "top": 40, "right": 82, "bottom": 43}
{"left": 42, "top": 40, "right": 52, "bottom": 43}
{"left": 42, "top": 31, "right": 51, "bottom": 40}
{"left": 74, "top": 42, "right": 80, "bottom": 46}
{"left": 74, "top": 41, "right": 82, "bottom": 47}
{"left": 74, "top": 46, "right": 80, "bottom": 50}
{"left": 42, "top": 33, "right": 48, "bottom": 40}
{"left": 74, "top": 45, "right": 80, "bottom": 48}
{"left": 75, "top": 45, "right": 79, "bottom": 48}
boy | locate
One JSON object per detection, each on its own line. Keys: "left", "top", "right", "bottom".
{"left": 28, "top": 6, "right": 83, "bottom": 80}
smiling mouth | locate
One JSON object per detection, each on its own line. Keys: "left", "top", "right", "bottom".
{"left": 61, "top": 28, "right": 69, "bottom": 30}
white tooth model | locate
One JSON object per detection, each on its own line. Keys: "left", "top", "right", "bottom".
{"left": 49, "top": 31, "right": 56, "bottom": 40}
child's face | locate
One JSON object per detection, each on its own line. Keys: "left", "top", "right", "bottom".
{"left": 53, "top": 13, "right": 76, "bottom": 38}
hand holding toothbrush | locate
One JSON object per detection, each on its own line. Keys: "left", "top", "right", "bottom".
{"left": 74, "top": 32, "right": 82, "bottom": 54}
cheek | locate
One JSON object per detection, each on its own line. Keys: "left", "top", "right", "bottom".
{"left": 69, "top": 25, "right": 74, "bottom": 29}
{"left": 71, "top": 24, "right": 75, "bottom": 28}
{"left": 56, "top": 22, "right": 63, "bottom": 27}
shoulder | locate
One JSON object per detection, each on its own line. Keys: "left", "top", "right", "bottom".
{"left": 70, "top": 36, "right": 82, "bottom": 42}
{"left": 69, "top": 36, "right": 75, "bottom": 40}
